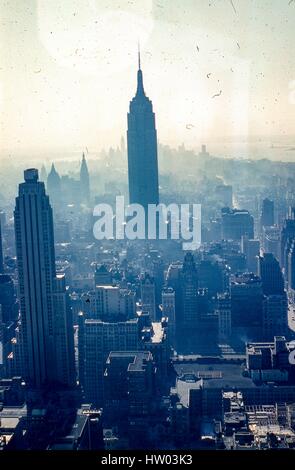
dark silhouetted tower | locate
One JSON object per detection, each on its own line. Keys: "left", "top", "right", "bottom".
{"left": 258, "top": 253, "right": 284, "bottom": 296}
{"left": 14, "top": 169, "right": 75, "bottom": 389}
{"left": 261, "top": 198, "right": 274, "bottom": 229}
{"left": 180, "top": 252, "right": 198, "bottom": 328}
{"left": 127, "top": 51, "right": 159, "bottom": 210}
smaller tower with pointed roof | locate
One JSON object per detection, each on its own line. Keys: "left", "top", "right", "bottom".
{"left": 80, "top": 153, "right": 90, "bottom": 204}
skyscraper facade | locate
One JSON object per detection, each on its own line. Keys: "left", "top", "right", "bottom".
{"left": 258, "top": 253, "right": 285, "bottom": 296}
{"left": 241, "top": 236, "right": 260, "bottom": 274}
{"left": 263, "top": 294, "right": 288, "bottom": 341}
{"left": 261, "top": 198, "right": 275, "bottom": 229}
{"left": 216, "top": 292, "right": 231, "bottom": 341}
{"left": 221, "top": 208, "right": 254, "bottom": 241}
{"left": 162, "top": 287, "right": 176, "bottom": 346}
{"left": 281, "top": 217, "right": 295, "bottom": 268}
{"left": 14, "top": 169, "right": 74, "bottom": 389}
{"left": 127, "top": 54, "right": 159, "bottom": 210}
{"left": 14, "top": 169, "right": 56, "bottom": 388}
{"left": 52, "top": 274, "right": 76, "bottom": 387}
{"left": 79, "top": 316, "right": 140, "bottom": 405}
{"left": 140, "top": 273, "right": 156, "bottom": 321}
{"left": 180, "top": 252, "right": 198, "bottom": 329}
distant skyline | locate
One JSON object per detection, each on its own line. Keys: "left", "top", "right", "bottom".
{"left": 1, "top": 0, "right": 295, "bottom": 156}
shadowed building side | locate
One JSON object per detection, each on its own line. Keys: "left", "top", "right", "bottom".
{"left": 127, "top": 51, "right": 159, "bottom": 211}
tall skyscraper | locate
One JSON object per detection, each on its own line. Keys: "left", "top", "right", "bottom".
{"left": 80, "top": 153, "right": 90, "bottom": 203}
{"left": 180, "top": 252, "right": 198, "bottom": 329}
{"left": 260, "top": 198, "right": 275, "bottom": 229}
{"left": 162, "top": 287, "right": 176, "bottom": 346}
{"left": 47, "top": 163, "right": 61, "bottom": 207}
{"left": 14, "top": 169, "right": 74, "bottom": 389}
{"left": 241, "top": 236, "right": 260, "bottom": 274}
{"left": 140, "top": 273, "right": 156, "bottom": 321}
{"left": 127, "top": 52, "right": 159, "bottom": 210}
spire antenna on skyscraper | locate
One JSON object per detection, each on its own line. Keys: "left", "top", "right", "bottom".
{"left": 138, "top": 41, "right": 141, "bottom": 70}
{"left": 136, "top": 43, "right": 145, "bottom": 97}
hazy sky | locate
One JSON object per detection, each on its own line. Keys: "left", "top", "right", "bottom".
{"left": 1, "top": 0, "right": 295, "bottom": 155}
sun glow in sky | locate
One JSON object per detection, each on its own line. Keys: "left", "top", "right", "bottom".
{"left": 0, "top": 0, "right": 295, "bottom": 155}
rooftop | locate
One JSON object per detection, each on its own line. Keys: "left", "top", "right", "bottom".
{"left": 107, "top": 351, "right": 152, "bottom": 372}
{"left": 174, "top": 363, "right": 256, "bottom": 392}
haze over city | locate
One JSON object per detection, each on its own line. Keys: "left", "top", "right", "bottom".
{"left": 1, "top": 0, "right": 295, "bottom": 159}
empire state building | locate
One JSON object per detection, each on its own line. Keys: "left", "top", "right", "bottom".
{"left": 127, "top": 53, "right": 159, "bottom": 210}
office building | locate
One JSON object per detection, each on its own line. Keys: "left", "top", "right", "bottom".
{"left": 180, "top": 252, "right": 198, "bottom": 329}
{"left": 263, "top": 294, "right": 288, "bottom": 341}
{"left": 262, "top": 225, "right": 280, "bottom": 259}
{"left": 258, "top": 253, "right": 284, "bottom": 296}
{"left": 78, "top": 315, "right": 140, "bottom": 405}
{"left": 215, "top": 293, "right": 231, "bottom": 342}
{"left": 87, "top": 285, "right": 136, "bottom": 321}
{"left": 52, "top": 274, "right": 76, "bottom": 387}
{"left": 104, "top": 351, "right": 155, "bottom": 429}
{"left": 230, "top": 273, "right": 263, "bottom": 329}
{"left": 162, "top": 287, "right": 176, "bottom": 346}
{"left": 14, "top": 169, "right": 74, "bottom": 389}
{"left": 140, "top": 274, "right": 156, "bottom": 321}
{"left": 94, "top": 264, "right": 112, "bottom": 286}
{"left": 198, "top": 259, "right": 228, "bottom": 297}
{"left": 260, "top": 198, "right": 275, "bottom": 229}
{"left": 127, "top": 53, "right": 159, "bottom": 209}
{"left": 221, "top": 208, "right": 254, "bottom": 241}
{"left": 241, "top": 236, "right": 260, "bottom": 274}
